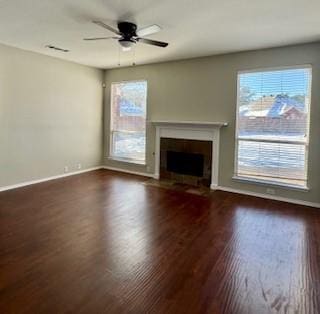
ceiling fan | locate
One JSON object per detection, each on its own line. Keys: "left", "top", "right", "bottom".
{"left": 84, "top": 21, "right": 169, "bottom": 50}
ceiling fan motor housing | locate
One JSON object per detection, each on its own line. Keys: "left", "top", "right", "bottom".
{"left": 118, "top": 21, "right": 137, "bottom": 39}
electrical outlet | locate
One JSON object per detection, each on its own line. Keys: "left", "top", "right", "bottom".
{"left": 64, "top": 166, "right": 69, "bottom": 173}
{"left": 77, "top": 163, "right": 82, "bottom": 170}
{"left": 266, "top": 188, "right": 275, "bottom": 195}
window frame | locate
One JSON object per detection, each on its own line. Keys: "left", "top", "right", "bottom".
{"left": 233, "top": 65, "right": 312, "bottom": 190}
{"left": 109, "top": 80, "right": 148, "bottom": 165}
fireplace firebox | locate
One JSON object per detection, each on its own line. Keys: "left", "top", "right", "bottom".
{"left": 167, "top": 151, "right": 204, "bottom": 177}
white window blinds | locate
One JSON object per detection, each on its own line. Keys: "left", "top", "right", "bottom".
{"left": 110, "top": 81, "right": 147, "bottom": 163}
{"left": 235, "top": 67, "right": 311, "bottom": 187}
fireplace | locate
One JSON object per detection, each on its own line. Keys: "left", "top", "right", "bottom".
{"left": 160, "top": 138, "right": 212, "bottom": 187}
{"left": 153, "top": 121, "right": 228, "bottom": 189}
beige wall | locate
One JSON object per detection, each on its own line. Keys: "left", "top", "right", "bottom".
{"left": 104, "top": 42, "right": 320, "bottom": 203}
{"left": 0, "top": 44, "right": 104, "bottom": 188}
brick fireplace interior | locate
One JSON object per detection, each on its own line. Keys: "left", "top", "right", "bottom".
{"left": 160, "top": 138, "right": 212, "bottom": 187}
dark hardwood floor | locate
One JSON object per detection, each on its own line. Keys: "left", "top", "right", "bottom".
{"left": 0, "top": 170, "right": 319, "bottom": 314}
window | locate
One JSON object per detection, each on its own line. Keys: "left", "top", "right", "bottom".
{"left": 110, "top": 81, "right": 147, "bottom": 164}
{"left": 235, "top": 66, "right": 312, "bottom": 188}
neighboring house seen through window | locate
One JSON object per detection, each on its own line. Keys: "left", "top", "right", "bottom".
{"left": 110, "top": 81, "right": 147, "bottom": 164}
{"left": 235, "top": 66, "right": 312, "bottom": 188}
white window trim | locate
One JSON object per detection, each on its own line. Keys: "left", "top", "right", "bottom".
{"left": 232, "top": 176, "right": 310, "bottom": 191}
{"left": 107, "top": 156, "right": 146, "bottom": 166}
{"left": 234, "top": 65, "right": 312, "bottom": 190}
{"left": 109, "top": 80, "right": 148, "bottom": 165}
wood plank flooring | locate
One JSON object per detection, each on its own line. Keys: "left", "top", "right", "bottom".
{"left": 0, "top": 169, "right": 319, "bottom": 313}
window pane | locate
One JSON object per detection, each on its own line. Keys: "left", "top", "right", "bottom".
{"left": 111, "top": 81, "right": 147, "bottom": 132}
{"left": 236, "top": 67, "right": 311, "bottom": 187}
{"left": 112, "top": 131, "right": 146, "bottom": 161}
{"left": 238, "top": 68, "right": 311, "bottom": 141}
{"left": 110, "top": 81, "right": 147, "bottom": 162}
{"left": 238, "top": 140, "right": 307, "bottom": 186}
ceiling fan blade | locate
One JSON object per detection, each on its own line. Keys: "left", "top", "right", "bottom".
{"left": 137, "top": 37, "right": 168, "bottom": 48}
{"left": 83, "top": 36, "right": 117, "bottom": 41}
{"left": 136, "top": 24, "right": 161, "bottom": 37}
{"left": 92, "top": 21, "right": 120, "bottom": 35}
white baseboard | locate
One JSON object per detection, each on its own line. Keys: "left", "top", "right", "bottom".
{"left": 102, "top": 166, "right": 155, "bottom": 178}
{"left": 0, "top": 166, "right": 103, "bottom": 192}
{"left": 102, "top": 169, "right": 319, "bottom": 208}
{"left": 210, "top": 183, "right": 219, "bottom": 190}
{"left": 217, "top": 186, "right": 320, "bottom": 208}
{"left": 2, "top": 167, "right": 318, "bottom": 209}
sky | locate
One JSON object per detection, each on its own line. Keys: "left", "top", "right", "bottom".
{"left": 240, "top": 68, "right": 311, "bottom": 98}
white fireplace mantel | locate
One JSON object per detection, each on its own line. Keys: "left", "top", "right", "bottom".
{"left": 152, "top": 120, "right": 228, "bottom": 128}
{"left": 152, "top": 120, "right": 228, "bottom": 189}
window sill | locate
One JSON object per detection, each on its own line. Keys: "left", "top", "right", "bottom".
{"left": 107, "top": 156, "right": 146, "bottom": 166}
{"left": 232, "top": 176, "right": 309, "bottom": 192}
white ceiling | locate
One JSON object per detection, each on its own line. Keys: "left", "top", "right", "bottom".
{"left": 0, "top": 0, "right": 319, "bottom": 69}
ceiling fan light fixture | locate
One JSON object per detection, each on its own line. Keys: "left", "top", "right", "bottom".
{"left": 122, "top": 46, "right": 132, "bottom": 52}
{"left": 119, "top": 39, "right": 135, "bottom": 49}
